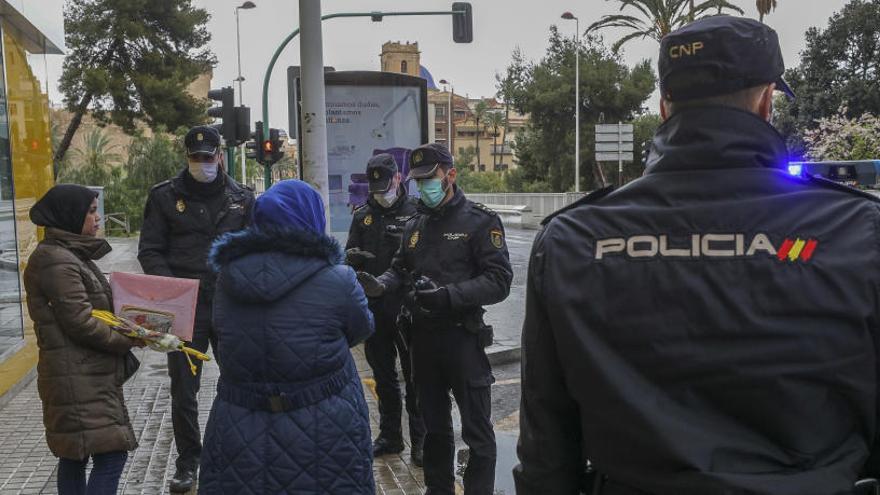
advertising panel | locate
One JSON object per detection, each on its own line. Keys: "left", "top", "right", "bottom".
{"left": 297, "top": 71, "right": 427, "bottom": 241}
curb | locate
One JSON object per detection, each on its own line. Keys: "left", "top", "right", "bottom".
{"left": 487, "top": 346, "right": 521, "bottom": 366}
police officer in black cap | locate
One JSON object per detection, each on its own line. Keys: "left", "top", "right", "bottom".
{"left": 515, "top": 16, "right": 880, "bottom": 495}
{"left": 345, "top": 153, "right": 426, "bottom": 465}
{"left": 357, "top": 143, "right": 513, "bottom": 494}
{"left": 138, "top": 125, "right": 254, "bottom": 492}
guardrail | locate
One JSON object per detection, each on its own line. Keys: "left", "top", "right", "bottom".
{"left": 468, "top": 192, "right": 587, "bottom": 223}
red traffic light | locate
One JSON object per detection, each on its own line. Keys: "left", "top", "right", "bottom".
{"left": 262, "top": 140, "right": 273, "bottom": 153}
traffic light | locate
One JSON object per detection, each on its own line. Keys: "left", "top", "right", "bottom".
{"left": 234, "top": 106, "right": 251, "bottom": 147}
{"left": 452, "top": 2, "right": 473, "bottom": 43}
{"left": 246, "top": 121, "right": 265, "bottom": 164}
{"left": 262, "top": 128, "right": 285, "bottom": 166}
{"left": 208, "top": 87, "right": 235, "bottom": 143}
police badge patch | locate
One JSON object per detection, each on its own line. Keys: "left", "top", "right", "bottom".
{"left": 364, "top": 214, "right": 373, "bottom": 226}
{"left": 409, "top": 231, "right": 420, "bottom": 249}
{"left": 176, "top": 199, "right": 186, "bottom": 213}
{"left": 490, "top": 229, "right": 504, "bottom": 249}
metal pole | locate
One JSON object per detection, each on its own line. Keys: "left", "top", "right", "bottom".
{"left": 299, "top": 0, "right": 330, "bottom": 230}
{"left": 574, "top": 17, "right": 580, "bottom": 193}
{"left": 235, "top": 7, "right": 247, "bottom": 186}
{"left": 448, "top": 85, "right": 453, "bottom": 150}
{"left": 618, "top": 122, "right": 623, "bottom": 186}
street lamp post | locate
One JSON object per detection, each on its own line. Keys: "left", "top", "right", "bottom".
{"left": 235, "top": 1, "right": 256, "bottom": 185}
{"left": 439, "top": 78, "right": 453, "bottom": 152}
{"left": 562, "top": 11, "right": 580, "bottom": 192}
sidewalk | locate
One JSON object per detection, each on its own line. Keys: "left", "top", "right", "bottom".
{"left": 0, "top": 237, "right": 426, "bottom": 494}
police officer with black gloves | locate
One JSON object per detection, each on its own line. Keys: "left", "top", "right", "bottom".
{"left": 515, "top": 16, "right": 880, "bottom": 495}
{"left": 345, "top": 153, "right": 426, "bottom": 465}
{"left": 138, "top": 126, "right": 254, "bottom": 493}
{"left": 357, "top": 143, "right": 513, "bottom": 495}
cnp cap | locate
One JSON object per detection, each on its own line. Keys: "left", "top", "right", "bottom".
{"left": 366, "top": 153, "right": 399, "bottom": 193}
{"left": 184, "top": 126, "right": 221, "bottom": 156}
{"left": 659, "top": 16, "right": 795, "bottom": 102}
{"left": 408, "top": 143, "right": 454, "bottom": 180}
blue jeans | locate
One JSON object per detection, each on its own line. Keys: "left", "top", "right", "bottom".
{"left": 57, "top": 451, "right": 128, "bottom": 495}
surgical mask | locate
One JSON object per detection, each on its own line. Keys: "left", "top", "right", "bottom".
{"left": 417, "top": 175, "right": 448, "bottom": 209}
{"left": 373, "top": 187, "right": 399, "bottom": 208}
{"left": 188, "top": 162, "right": 219, "bottom": 183}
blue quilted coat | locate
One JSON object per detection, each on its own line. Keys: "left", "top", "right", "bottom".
{"left": 199, "top": 226, "right": 375, "bottom": 494}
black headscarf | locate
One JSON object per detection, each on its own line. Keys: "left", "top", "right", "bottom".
{"left": 30, "top": 184, "right": 98, "bottom": 235}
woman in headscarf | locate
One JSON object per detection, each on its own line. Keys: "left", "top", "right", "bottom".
{"left": 23, "top": 184, "right": 140, "bottom": 494}
{"left": 201, "top": 179, "right": 375, "bottom": 494}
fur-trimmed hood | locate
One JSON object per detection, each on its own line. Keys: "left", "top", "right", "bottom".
{"left": 209, "top": 226, "right": 344, "bottom": 303}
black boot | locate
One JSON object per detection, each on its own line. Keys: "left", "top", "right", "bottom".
{"left": 373, "top": 436, "right": 405, "bottom": 457}
{"left": 169, "top": 467, "right": 197, "bottom": 493}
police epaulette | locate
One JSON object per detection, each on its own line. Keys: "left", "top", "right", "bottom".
{"left": 353, "top": 203, "right": 369, "bottom": 213}
{"left": 805, "top": 174, "right": 880, "bottom": 202}
{"left": 471, "top": 203, "right": 497, "bottom": 216}
{"left": 541, "top": 186, "right": 615, "bottom": 226}
{"left": 150, "top": 179, "right": 171, "bottom": 191}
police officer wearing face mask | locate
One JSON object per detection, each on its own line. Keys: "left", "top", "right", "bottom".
{"left": 344, "top": 153, "right": 426, "bottom": 465}
{"left": 138, "top": 125, "right": 254, "bottom": 493}
{"left": 357, "top": 143, "right": 513, "bottom": 494}
{"left": 515, "top": 16, "right": 880, "bottom": 495}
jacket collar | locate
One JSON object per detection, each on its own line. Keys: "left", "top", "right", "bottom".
{"left": 209, "top": 225, "right": 343, "bottom": 273}
{"left": 645, "top": 106, "right": 789, "bottom": 175}
{"left": 44, "top": 228, "right": 112, "bottom": 260}
{"left": 171, "top": 169, "right": 246, "bottom": 200}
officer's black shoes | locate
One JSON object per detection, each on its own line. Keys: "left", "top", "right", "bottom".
{"left": 410, "top": 441, "right": 424, "bottom": 467}
{"left": 373, "top": 436, "right": 405, "bottom": 457}
{"left": 169, "top": 467, "right": 197, "bottom": 493}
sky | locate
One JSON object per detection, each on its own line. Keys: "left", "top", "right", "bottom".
{"left": 37, "top": 0, "right": 851, "bottom": 129}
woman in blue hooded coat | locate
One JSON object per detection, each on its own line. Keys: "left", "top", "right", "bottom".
{"left": 199, "top": 180, "right": 375, "bottom": 494}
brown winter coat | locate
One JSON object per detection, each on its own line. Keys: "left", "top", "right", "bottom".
{"left": 23, "top": 228, "right": 138, "bottom": 460}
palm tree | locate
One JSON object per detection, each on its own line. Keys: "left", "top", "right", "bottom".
{"left": 472, "top": 100, "right": 489, "bottom": 171}
{"left": 756, "top": 0, "right": 777, "bottom": 22}
{"left": 586, "top": 0, "right": 744, "bottom": 52}
{"left": 62, "top": 128, "right": 121, "bottom": 185}
{"left": 486, "top": 111, "right": 506, "bottom": 170}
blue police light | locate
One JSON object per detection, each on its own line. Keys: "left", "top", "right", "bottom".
{"left": 787, "top": 163, "right": 803, "bottom": 176}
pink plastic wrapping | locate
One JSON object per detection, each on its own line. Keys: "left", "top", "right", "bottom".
{"left": 110, "top": 272, "right": 199, "bottom": 341}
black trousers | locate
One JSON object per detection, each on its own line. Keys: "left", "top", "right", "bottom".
{"left": 168, "top": 321, "right": 217, "bottom": 472}
{"left": 411, "top": 321, "right": 496, "bottom": 495}
{"left": 364, "top": 309, "right": 425, "bottom": 444}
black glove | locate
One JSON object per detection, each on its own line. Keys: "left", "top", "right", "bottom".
{"left": 345, "top": 248, "right": 375, "bottom": 268}
{"left": 356, "top": 271, "right": 386, "bottom": 298}
{"left": 415, "top": 286, "right": 451, "bottom": 311}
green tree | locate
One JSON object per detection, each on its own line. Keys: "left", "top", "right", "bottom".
{"left": 486, "top": 111, "right": 506, "bottom": 170}
{"left": 586, "top": 0, "right": 743, "bottom": 52}
{"left": 777, "top": 0, "right": 880, "bottom": 155}
{"left": 495, "top": 47, "right": 528, "bottom": 137}
{"left": 58, "top": 128, "right": 121, "bottom": 185}
{"left": 472, "top": 100, "right": 489, "bottom": 171}
{"left": 502, "top": 28, "right": 656, "bottom": 192}
{"left": 55, "top": 0, "right": 214, "bottom": 163}
{"left": 456, "top": 166, "right": 508, "bottom": 193}
{"left": 455, "top": 145, "right": 477, "bottom": 170}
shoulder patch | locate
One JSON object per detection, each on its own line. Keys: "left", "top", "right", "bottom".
{"left": 471, "top": 202, "right": 497, "bottom": 216}
{"left": 150, "top": 179, "right": 171, "bottom": 191}
{"left": 542, "top": 186, "right": 615, "bottom": 226}
{"left": 804, "top": 174, "right": 880, "bottom": 202}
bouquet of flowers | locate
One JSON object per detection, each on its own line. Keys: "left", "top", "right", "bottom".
{"left": 92, "top": 309, "right": 211, "bottom": 375}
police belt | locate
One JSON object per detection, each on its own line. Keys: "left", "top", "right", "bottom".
{"left": 217, "top": 364, "right": 354, "bottom": 413}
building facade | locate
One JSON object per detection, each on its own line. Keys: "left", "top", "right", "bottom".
{"left": 0, "top": 1, "right": 62, "bottom": 403}
{"left": 379, "top": 40, "right": 528, "bottom": 173}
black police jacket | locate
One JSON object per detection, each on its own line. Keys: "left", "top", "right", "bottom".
{"left": 346, "top": 189, "right": 417, "bottom": 316}
{"left": 379, "top": 186, "right": 513, "bottom": 320}
{"left": 137, "top": 170, "right": 254, "bottom": 322}
{"left": 514, "top": 107, "right": 880, "bottom": 495}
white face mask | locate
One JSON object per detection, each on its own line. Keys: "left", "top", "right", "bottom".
{"left": 373, "top": 187, "right": 399, "bottom": 208}
{"left": 188, "top": 161, "right": 219, "bottom": 183}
